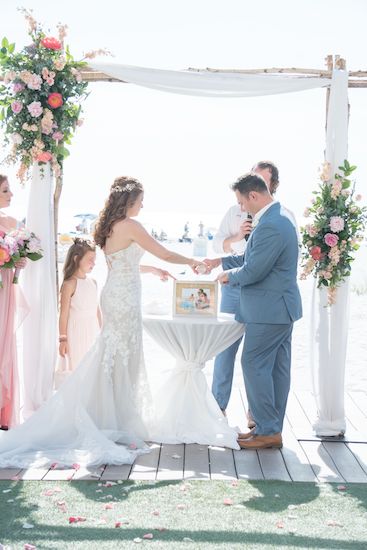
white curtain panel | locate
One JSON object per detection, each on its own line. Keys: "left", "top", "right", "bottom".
{"left": 310, "top": 68, "right": 349, "bottom": 437}
{"left": 21, "top": 163, "right": 57, "bottom": 419}
{"left": 90, "top": 62, "right": 330, "bottom": 97}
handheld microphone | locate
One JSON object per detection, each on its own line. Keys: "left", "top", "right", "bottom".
{"left": 244, "top": 213, "right": 252, "bottom": 242}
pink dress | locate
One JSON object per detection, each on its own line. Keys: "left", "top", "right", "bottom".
{"left": 55, "top": 277, "right": 100, "bottom": 388}
{"left": 0, "top": 221, "right": 28, "bottom": 428}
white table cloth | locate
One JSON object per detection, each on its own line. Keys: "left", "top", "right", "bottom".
{"left": 143, "top": 313, "right": 245, "bottom": 449}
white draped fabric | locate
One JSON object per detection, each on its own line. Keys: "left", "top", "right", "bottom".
{"left": 310, "top": 68, "right": 349, "bottom": 436}
{"left": 143, "top": 314, "right": 245, "bottom": 448}
{"left": 21, "top": 163, "right": 57, "bottom": 419}
{"left": 90, "top": 62, "right": 330, "bottom": 97}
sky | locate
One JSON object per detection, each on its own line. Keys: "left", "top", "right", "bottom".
{"left": 1, "top": 0, "right": 367, "bottom": 236}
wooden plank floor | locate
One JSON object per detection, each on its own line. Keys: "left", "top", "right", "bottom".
{"left": 1, "top": 390, "right": 366, "bottom": 483}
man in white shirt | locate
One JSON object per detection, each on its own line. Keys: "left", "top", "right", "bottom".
{"left": 211, "top": 161, "right": 298, "bottom": 424}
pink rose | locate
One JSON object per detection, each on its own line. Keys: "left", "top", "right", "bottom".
{"left": 27, "top": 101, "right": 43, "bottom": 117}
{"left": 329, "top": 216, "right": 344, "bottom": 233}
{"left": 52, "top": 131, "right": 64, "bottom": 141}
{"left": 36, "top": 151, "right": 53, "bottom": 163}
{"left": 13, "top": 82, "right": 25, "bottom": 93}
{"left": 11, "top": 100, "right": 23, "bottom": 114}
{"left": 324, "top": 233, "right": 339, "bottom": 247}
{"left": 310, "top": 245, "right": 322, "bottom": 261}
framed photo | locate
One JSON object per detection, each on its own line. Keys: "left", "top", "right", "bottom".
{"left": 173, "top": 280, "right": 218, "bottom": 317}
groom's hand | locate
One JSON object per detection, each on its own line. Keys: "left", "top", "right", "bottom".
{"left": 216, "top": 271, "right": 229, "bottom": 285}
{"left": 202, "top": 258, "right": 221, "bottom": 273}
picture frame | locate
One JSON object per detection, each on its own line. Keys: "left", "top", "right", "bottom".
{"left": 173, "top": 280, "right": 218, "bottom": 317}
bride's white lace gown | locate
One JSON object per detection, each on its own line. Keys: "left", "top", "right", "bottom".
{"left": 0, "top": 244, "right": 153, "bottom": 468}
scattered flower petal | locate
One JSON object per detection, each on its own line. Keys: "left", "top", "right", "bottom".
{"left": 22, "top": 523, "right": 34, "bottom": 529}
{"left": 183, "top": 537, "right": 194, "bottom": 542}
{"left": 104, "top": 503, "right": 114, "bottom": 510}
{"left": 327, "top": 519, "right": 343, "bottom": 527}
{"left": 72, "top": 463, "right": 80, "bottom": 470}
{"left": 223, "top": 498, "right": 233, "bottom": 506}
{"left": 171, "top": 454, "right": 181, "bottom": 459}
{"left": 133, "top": 538, "right": 142, "bottom": 543}
{"left": 143, "top": 533, "right": 153, "bottom": 539}
{"left": 152, "top": 510, "right": 160, "bottom": 516}
{"left": 43, "top": 489, "right": 54, "bottom": 497}
{"left": 337, "top": 485, "right": 347, "bottom": 491}
{"left": 276, "top": 521, "right": 285, "bottom": 529}
{"left": 24, "top": 544, "right": 36, "bottom": 550}
{"left": 177, "top": 504, "right": 186, "bottom": 510}
{"left": 115, "top": 522, "right": 121, "bottom": 528}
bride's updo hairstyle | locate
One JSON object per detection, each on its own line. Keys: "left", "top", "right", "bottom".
{"left": 94, "top": 176, "right": 143, "bottom": 248}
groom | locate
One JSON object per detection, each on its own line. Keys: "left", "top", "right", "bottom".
{"left": 208, "top": 173, "right": 302, "bottom": 449}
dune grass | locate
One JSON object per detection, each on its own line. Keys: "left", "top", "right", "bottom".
{"left": 0, "top": 479, "right": 366, "bottom": 549}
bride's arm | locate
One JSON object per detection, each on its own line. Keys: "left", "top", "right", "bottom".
{"left": 140, "top": 265, "right": 175, "bottom": 281}
{"left": 128, "top": 220, "right": 204, "bottom": 270}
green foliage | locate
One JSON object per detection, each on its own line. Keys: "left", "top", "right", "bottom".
{"left": 0, "top": 12, "right": 89, "bottom": 180}
{"left": 300, "top": 161, "right": 367, "bottom": 304}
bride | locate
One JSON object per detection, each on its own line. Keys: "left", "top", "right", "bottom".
{"left": 0, "top": 176, "right": 205, "bottom": 468}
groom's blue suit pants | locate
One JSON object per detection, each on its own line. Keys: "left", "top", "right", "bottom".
{"left": 241, "top": 322, "right": 293, "bottom": 435}
{"left": 212, "top": 285, "right": 243, "bottom": 409}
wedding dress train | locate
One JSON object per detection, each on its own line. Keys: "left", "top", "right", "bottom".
{"left": 0, "top": 244, "right": 153, "bottom": 468}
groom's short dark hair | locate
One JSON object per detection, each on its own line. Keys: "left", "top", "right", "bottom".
{"left": 231, "top": 173, "right": 268, "bottom": 196}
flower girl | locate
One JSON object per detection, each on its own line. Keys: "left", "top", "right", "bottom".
{"left": 55, "top": 238, "right": 101, "bottom": 388}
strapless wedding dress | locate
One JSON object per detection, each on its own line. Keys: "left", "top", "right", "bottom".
{"left": 0, "top": 244, "right": 153, "bottom": 468}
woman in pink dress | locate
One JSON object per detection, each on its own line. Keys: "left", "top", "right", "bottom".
{"left": 0, "top": 174, "right": 27, "bottom": 429}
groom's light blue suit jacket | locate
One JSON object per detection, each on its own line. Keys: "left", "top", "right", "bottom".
{"left": 222, "top": 202, "right": 302, "bottom": 325}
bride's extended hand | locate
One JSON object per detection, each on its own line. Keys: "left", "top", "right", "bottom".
{"left": 153, "top": 267, "right": 176, "bottom": 281}
{"left": 202, "top": 257, "right": 222, "bottom": 273}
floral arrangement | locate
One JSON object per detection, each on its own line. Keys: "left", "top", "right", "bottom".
{"left": 0, "top": 227, "right": 43, "bottom": 287}
{"left": 0, "top": 8, "right": 108, "bottom": 181}
{"left": 300, "top": 160, "right": 366, "bottom": 305}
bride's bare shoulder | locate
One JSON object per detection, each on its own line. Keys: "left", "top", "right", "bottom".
{"left": 113, "top": 218, "right": 143, "bottom": 233}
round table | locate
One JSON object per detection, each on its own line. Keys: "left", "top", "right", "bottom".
{"left": 143, "top": 313, "right": 245, "bottom": 449}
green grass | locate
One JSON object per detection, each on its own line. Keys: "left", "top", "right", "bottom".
{"left": 0, "top": 479, "right": 366, "bottom": 549}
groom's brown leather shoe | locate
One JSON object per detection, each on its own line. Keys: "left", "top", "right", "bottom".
{"left": 238, "top": 433, "right": 283, "bottom": 449}
{"left": 237, "top": 428, "right": 255, "bottom": 440}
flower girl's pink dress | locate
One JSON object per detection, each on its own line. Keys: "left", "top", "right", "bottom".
{"left": 55, "top": 277, "right": 100, "bottom": 388}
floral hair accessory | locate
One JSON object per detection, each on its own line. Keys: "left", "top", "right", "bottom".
{"left": 112, "top": 182, "right": 136, "bottom": 193}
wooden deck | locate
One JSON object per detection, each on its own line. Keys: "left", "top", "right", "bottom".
{"left": 1, "top": 390, "right": 366, "bottom": 483}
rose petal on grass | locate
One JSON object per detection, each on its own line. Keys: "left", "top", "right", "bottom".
{"left": 115, "top": 522, "right": 121, "bottom": 528}
{"left": 223, "top": 498, "right": 233, "bottom": 506}
{"left": 143, "top": 533, "right": 154, "bottom": 539}
{"left": 24, "top": 544, "right": 36, "bottom": 550}
{"left": 276, "top": 521, "right": 285, "bottom": 529}
{"left": 327, "top": 519, "right": 343, "bottom": 527}
{"left": 231, "top": 481, "right": 239, "bottom": 487}
{"left": 72, "top": 463, "right": 80, "bottom": 470}
{"left": 177, "top": 504, "right": 186, "bottom": 510}
{"left": 43, "top": 489, "right": 54, "bottom": 497}
{"left": 104, "top": 503, "right": 114, "bottom": 510}
{"left": 337, "top": 485, "right": 347, "bottom": 491}
{"left": 10, "top": 475, "right": 19, "bottom": 481}
{"left": 152, "top": 510, "right": 160, "bottom": 516}
{"left": 103, "top": 482, "right": 116, "bottom": 487}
